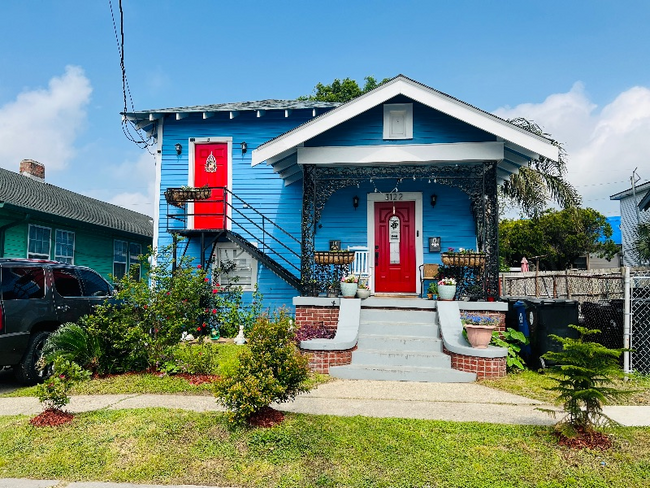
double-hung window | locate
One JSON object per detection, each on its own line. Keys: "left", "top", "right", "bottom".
{"left": 28, "top": 225, "right": 51, "bottom": 260}
{"left": 55, "top": 230, "right": 75, "bottom": 263}
{"left": 114, "top": 240, "right": 143, "bottom": 280}
{"left": 113, "top": 240, "right": 128, "bottom": 279}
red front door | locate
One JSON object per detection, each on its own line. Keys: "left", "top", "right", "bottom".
{"left": 193, "top": 143, "right": 228, "bottom": 229}
{"left": 374, "top": 201, "right": 416, "bottom": 293}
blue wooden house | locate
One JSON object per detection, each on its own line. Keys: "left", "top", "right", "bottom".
{"left": 125, "top": 76, "right": 558, "bottom": 311}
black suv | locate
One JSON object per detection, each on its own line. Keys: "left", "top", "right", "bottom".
{"left": 0, "top": 259, "right": 114, "bottom": 384}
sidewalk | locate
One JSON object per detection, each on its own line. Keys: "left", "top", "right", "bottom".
{"left": 1, "top": 378, "right": 649, "bottom": 426}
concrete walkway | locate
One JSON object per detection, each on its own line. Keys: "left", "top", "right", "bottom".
{"left": 1, "top": 378, "right": 649, "bottom": 426}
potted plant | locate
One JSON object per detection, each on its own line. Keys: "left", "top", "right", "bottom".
{"left": 437, "top": 277, "right": 457, "bottom": 301}
{"left": 314, "top": 250, "right": 356, "bottom": 265}
{"left": 340, "top": 274, "right": 359, "bottom": 298}
{"left": 427, "top": 281, "right": 438, "bottom": 300}
{"left": 461, "top": 313, "right": 499, "bottom": 349}
{"left": 441, "top": 247, "right": 486, "bottom": 268}
{"left": 164, "top": 185, "right": 212, "bottom": 208}
{"left": 356, "top": 281, "right": 371, "bottom": 299}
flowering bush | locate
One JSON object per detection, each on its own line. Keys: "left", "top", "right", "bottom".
{"left": 35, "top": 357, "right": 90, "bottom": 411}
{"left": 341, "top": 274, "right": 359, "bottom": 283}
{"left": 460, "top": 313, "right": 499, "bottom": 327}
{"left": 438, "top": 277, "right": 457, "bottom": 286}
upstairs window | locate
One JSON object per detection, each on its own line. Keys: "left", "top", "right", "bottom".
{"left": 28, "top": 225, "right": 51, "bottom": 260}
{"left": 383, "top": 103, "right": 413, "bottom": 140}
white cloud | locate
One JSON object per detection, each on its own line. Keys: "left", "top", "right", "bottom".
{"left": 494, "top": 83, "right": 650, "bottom": 216}
{"left": 108, "top": 151, "right": 156, "bottom": 216}
{"left": 0, "top": 65, "right": 92, "bottom": 171}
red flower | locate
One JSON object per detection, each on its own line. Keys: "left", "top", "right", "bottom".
{"left": 204, "top": 278, "right": 209, "bottom": 282}
{"left": 212, "top": 309, "right": 217, "bottom": 314}
{"left": 212, "top": 288, "right": 219, "bottom": 294}
{"left": 196, "top": 327, "right": 201, "bottom": 331}
{"left": 143, "top": 305, "right": 148, "bottom": 309}
{"left": 197, "top": 265, "right": 202, "bottom": 269}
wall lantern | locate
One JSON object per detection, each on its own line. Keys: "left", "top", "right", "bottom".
{"left": 352, "top": 195, "right": 360, "bottom": 210}
{"left": 430, "top": 194, "right": 437, "bottom": 208}
{"left": 174, "top": 143, "right": 182, "bottom": 155}
{"left": 241, "top": 142, "right": 248, "bottom": 154}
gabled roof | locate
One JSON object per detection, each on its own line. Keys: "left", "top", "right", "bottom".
{"left": 0, "top": 167, "right": 153, "bottom": 238}
{"left": 252, "top": 75, "right": 560, "bottom": 185}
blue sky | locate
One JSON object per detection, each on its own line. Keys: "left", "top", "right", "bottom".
{"left": 1, "top": 0, "right": 649, "bottom": 217}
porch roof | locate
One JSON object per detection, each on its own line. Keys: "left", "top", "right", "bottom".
{"left": 252, "top": 75, "right": 560, "bottom": 186}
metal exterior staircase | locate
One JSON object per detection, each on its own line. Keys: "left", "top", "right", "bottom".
{"left": 165, "top": 187, "right": 302, "bottom": 290}
{"left": 329, "top": 308, "right": 476, "bottom": 382}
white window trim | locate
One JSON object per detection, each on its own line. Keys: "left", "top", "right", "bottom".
{"left": 113, "top": 239, "right": 128, "bottom": 278}
{"left": 187, "top": 137, "right": 233, "bottom": 231}
{"left": 383, "top": 103, "right": 413, "bottom": 140}
{"left": 27, "top": 224, "right": 52, "bottom": 260}
{"left": 54, "top": 229, "right": 75, "bottom": 264}
{"left": 213, "top": 242, "right": 258, "bottom": 291}
{"left": 366, "top": 192, "right": 423, "bottom": 294}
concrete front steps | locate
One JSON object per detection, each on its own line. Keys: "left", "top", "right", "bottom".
{"left": 329, "top": 308, "right": 476, "bottom": 382}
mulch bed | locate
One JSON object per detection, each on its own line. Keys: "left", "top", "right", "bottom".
{"left": 174, "top": 373, "right": 220, "bottom": 385}
{"left": 248, "top": 406, "right": 285, "bottom": 428}
{"left": 554, "top": 427, "right": 613, "bottom": 450}
{"left": 30, "top": 408, "right": 74, "bottom": 427}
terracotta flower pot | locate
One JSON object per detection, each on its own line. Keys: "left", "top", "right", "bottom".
{"left": 464, "top": 324, "right": 496, "bottom": 349}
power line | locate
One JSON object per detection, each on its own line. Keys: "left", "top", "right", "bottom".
{"left": 108, "top": 0, "right": 155, "bottom": 154}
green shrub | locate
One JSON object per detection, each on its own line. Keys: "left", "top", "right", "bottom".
{"left": 490, "top": 328, "right": 529, "bottom": 371}
{"left": 35, "top": 357, "right": 90, "bottom": 411}
{"left": 42, "top": 322, "right": 102, "bottom": 373}
{"left": 214, "top": 311, "right": 311, "bottom": 424}
{"left": 79, "top": 244, "right": 264, "bottom": 374}
{"left": 542, "top": 324, "right": 632, "bottom": 434}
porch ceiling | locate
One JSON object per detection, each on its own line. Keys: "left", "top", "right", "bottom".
{"left": 268, "top": 141, "right": 523, "bottom": 186}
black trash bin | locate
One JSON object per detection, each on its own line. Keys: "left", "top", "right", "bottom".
{"left": 524, "top": 298, "right": 580, "bottom": 369}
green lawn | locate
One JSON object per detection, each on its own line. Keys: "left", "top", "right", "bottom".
{"left": 1, "top": 409, "right": 649, "bottom": 487}
{"left": 480, "top": 370, "right": 650, "bottom": 406}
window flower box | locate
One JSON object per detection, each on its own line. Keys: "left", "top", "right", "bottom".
{"left": 314, "top": 251, "right": 355, "bottom": 265}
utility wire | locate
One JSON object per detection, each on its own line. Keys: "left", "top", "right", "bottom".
{"left": 109, "top": 0, "right": 155, "bottom": 154}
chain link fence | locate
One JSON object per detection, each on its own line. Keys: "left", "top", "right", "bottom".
{"left": 501, "top": 268, "right": 650, "bottom": 374}
{"left": 631, "top": 273, "right": 650, "bottom": 374}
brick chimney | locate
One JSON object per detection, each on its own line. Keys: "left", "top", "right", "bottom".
{"left": 19, "top": 159, "right": 45, "bottom": 180}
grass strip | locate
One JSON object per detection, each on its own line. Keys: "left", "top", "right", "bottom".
{"left": 0, "top": 409, "right": 649, "bottom": 487}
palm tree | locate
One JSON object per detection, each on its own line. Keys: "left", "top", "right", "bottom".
{"left": 500, "top": 117, "right": 581, "bottom": 218}
{"left": 632, "top": 222, "right": 650, "bottom": 264}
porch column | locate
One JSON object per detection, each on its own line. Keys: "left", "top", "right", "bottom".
{"left": 474, "top": 161, "right": 499, "bottom": 299}
{"left": 300, "top": 164, "right": 317, "bottom": 295}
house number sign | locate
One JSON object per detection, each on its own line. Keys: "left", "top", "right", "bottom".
{"left": 384, "top": 192, "right": 403, "bottom": 201}
{"left": 389, "top": 215, "right": 400, "bottom": 264}
{"left": 204, "top": 152, "right": 217, "bottom": 173}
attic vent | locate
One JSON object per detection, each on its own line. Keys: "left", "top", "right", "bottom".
{"left": 383, "top": 103, "right": 413, "bottom": 140}
{"left": 19, "top": 159, "right": 45, "bottom": 180}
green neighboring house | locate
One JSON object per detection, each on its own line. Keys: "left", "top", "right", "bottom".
{"left": 0, "top": 160, "right": 153, "bottom": 282}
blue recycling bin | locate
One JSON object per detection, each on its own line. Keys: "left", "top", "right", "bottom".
{"left": 513, "top": 300, "right": 532, "bottom": 362}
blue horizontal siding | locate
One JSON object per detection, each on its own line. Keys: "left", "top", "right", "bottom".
{"left": 306, "top": 96, "right": 495, "bottom": 147}
{"left": 158, "top": 110, "right": 314, "bottom": 311}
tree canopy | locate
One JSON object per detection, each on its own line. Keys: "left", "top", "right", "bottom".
{"left": 499, "top": 207, "right": 619, "bottom": 270}
{"left": 301, "top": 76, "right": 390, "bottom": 103}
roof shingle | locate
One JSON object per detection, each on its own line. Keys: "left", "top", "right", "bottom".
{"left": 0, "top": 167, "right": 153, "bottom": 238}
